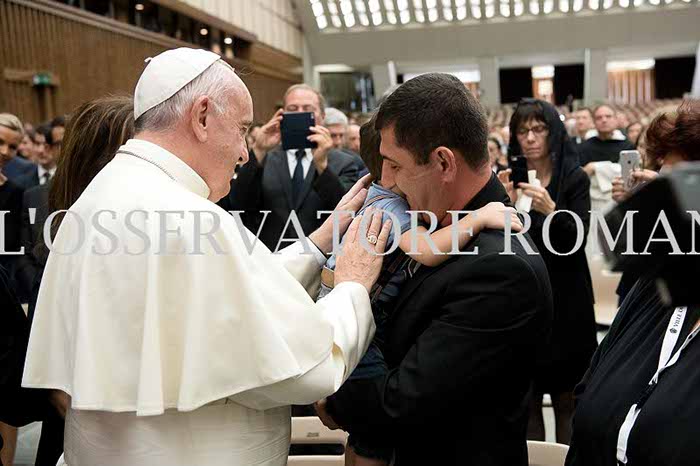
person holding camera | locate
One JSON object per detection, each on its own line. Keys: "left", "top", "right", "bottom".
{"left": 566, "top": 100, "right": 700, "bottom": 466}
{"left": 219, "top": 84, "right": 360, "bottom": 250}
{"left": 498, "top": 98, "right": 597, "bottom": 445}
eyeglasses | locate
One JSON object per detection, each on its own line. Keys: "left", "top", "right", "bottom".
{"left": 516, "top": 124, "right": 549, "bottom": 136}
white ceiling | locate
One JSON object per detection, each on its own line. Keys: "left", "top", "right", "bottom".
{"left": 305, "top": 0, "right": 697, "bottom": 31}
{"left": 294, "top": 1, "right": 700, "bottom": 68}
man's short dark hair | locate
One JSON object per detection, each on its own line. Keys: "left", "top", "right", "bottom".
{"left": 45, "top": 115, "right": 66, "bottom": 146}
{"left": 593, "top": 104, "right": 615, "bottom": 117}
{"left": 375, "top": 73, "right": 488, "bottom": 170}
{"left": 577, "top": 107, "right": 594, "bottom": 118}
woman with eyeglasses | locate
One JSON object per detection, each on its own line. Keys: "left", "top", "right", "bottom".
{"left": 498, "top": 99, "right": 597, "bottom": 445}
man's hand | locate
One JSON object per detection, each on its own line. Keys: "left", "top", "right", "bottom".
{"left": 252, "top": 109, "right": 283, "bottom": 163}
{"left": 582, "top": 162, "right": 596, "bottom": 177}
{"left": 309, "top": 174, "right": 372, "bottom": 254}
{"left": 519, "top": 182, "right": 556, "bottom": 215}
{"left": 314, "top": 398, "right": 340, "bottom": 430}
{"left": 309, "top": 126, "right": 333, "bottom": 173}
{"left": 334, "top": 208, "right": 392, "bottom": 293}
{"left": 49, "top": 390, "right": 70, "bottom": 419}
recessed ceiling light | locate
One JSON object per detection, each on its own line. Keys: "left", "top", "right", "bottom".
{"left": 135, "top": 3, "right": 145, "bottom": 11}
{"left": 224, "top": 37, "right": 233, "bottom": 45}
{"left": 200, "top": 28, "right": 209, "bottom": 36}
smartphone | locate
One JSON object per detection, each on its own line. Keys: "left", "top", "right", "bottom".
{"left": 509, "top": 155, "right": 529, "bottom": 186}
{"left": 620, "top": 150, "right": 642, "bottom": 190}
{"left": 281, "top": 112, "right": 317, "bottom": 151}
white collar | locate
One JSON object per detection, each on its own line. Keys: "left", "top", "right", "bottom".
{"left": 38, "top": 165, "right": 56, "bottom": 178}
{"left": 585, "top": 129, "right": 627, "bottom": 141}
{"left": 120, "top": 139, "right": 211, "bottom": 199}
{"left": 286, "top": 148, "right": 313, "bottom": 160}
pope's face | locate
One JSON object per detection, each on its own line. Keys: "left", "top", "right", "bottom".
{"left": 207, "top": 83, "right": 253, "bottom": 201}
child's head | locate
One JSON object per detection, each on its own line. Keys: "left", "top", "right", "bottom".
{"left": 360, "top": 114, "right": 404, "bottom": 195}
{"left": 360, "top": 115, "right": 382, "bottom": 180}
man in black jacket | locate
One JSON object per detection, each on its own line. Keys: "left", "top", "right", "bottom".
{"left": 316, "top": 73, "right": 553, "bottom": 465}
{"left": 16, "top": 117, "right": 63, "bottom": 190}
{"left": 218, "top": 85, "right": 359, "bottom": 250}
{"left": 14, "top": 183, "right": 50, "bottom": 303}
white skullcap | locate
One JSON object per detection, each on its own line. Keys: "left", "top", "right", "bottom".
{"left": 134, "top": 47, "right": 226, "bottom": 120}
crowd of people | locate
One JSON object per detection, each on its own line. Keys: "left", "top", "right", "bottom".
{"left": 0, "top": 46, "right": 698, "bottom": 466}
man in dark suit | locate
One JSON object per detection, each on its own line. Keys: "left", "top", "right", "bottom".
{"left": 315, "top": 73, "right": 553, "bottom": 465}
{"left": 219, "top": 85, "right": 360, "bottom": 251}
{"left": 325, "top": 107, "right": 368, "bottom": 177}
{"left": 14, "top": 183, "right": 50, "bottom": 303}
{"left": 16, "top": 116, "right": 63, "bottom": 190}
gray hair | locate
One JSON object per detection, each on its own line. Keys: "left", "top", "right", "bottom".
{"left": 135, "top": 60, "right": 237, "bottom": 132}
{"left": 324, "top": 107, "right": 348, "bottom": 127}
{"left": 0, "top": 113, "right": 25, "bottom": 136}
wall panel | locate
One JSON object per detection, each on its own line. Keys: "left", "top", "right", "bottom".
{"left": 178, "top": 0, "right": 303, "bottom": 57}
{"left": 0, "top": 0, "right": 300, "bottom": 125}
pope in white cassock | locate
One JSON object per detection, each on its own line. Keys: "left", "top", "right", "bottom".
{"left": 22, "top": 48, "right": 392, "bottom": 465}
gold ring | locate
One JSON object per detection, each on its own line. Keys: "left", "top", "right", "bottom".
{"left": 367, "top": 234, "right": 378, "bottom": 245}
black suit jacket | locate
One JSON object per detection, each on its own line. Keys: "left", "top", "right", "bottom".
{"left": 2, "top": 156, "right": 34, "bottom": 182}
{"left": 14, "top": 183, "right": 50, "bottom": 303}
{"left": 0, "top": 180, "right": 24, "bottom": 283}
{"left": 339, "top": 148, "right": 369, "bottom": 178}
{"left": 326, "top": 175, "right": 553, "bottom": 465}
{"left": 0, "top": 265, "right": 45, "bottom": 429}
{"left": 15, "top": 167, "right": 41, "bottom": 190}
{"left": 219, "top": 148, "right": 359, "bottom": 250}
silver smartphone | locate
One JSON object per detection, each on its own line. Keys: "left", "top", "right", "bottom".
{"left": 620, "top": 150, "right": 642, "bottom": 190}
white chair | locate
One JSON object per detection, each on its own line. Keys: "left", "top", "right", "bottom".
{"left": 287, "top": 416, "right": 348, "bottom": 466}
{"left": 528, "top": 440, "right": 569, "bottom": 466}
{"left": 588, "top": 256, "right": 622, "bottom": 327}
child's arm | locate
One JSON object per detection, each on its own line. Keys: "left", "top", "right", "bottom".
{"left": 398, "top": 202, "right": 522, "bottom": 267}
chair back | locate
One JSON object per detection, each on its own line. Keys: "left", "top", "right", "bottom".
{"left": 528, "top": 440, "right": 569, "bottom": 466}
{"left": 287, "top": 416, "right": 348, "bottom": 466}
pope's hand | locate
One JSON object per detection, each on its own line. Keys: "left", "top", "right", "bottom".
{"left": 334, "top": 208, "right": 392, "bottom": 293}
{"left": 309, "top": 174, "right": 372, "bottom": 254}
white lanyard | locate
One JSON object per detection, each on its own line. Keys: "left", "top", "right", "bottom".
{"left": 616, "top": 306, "right": 698, "bottom": 464}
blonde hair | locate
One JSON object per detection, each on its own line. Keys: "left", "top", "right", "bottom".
{"left": 0, "top": 113, "right": 25, "bottom": 136}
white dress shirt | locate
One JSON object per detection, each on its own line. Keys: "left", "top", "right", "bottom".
{"left": 286, "top": 148, "right": 314, "bottom": 178}
{"left": 37, "top": 165, "right": 56, "bottom": 185}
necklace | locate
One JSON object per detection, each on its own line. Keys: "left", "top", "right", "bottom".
{"left": 117, "top": 150, "right": 177, "bottom": 181}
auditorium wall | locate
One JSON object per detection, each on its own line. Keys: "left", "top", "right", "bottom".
{"left": 176, "top": 0, "right": 304, "bottom": 58}
{"left": 0, "top": 0, "right": 301, "bottom": 125}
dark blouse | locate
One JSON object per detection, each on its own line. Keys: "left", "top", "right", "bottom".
{"left": 566, "top": 278, "right": 700, "bottom": 466}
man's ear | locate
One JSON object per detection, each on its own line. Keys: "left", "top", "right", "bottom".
{"left": 190, "top": 96, "right": 211, "bottom": 143}
{"left": 432, "top": 146, "right": 457, "bottom": 182}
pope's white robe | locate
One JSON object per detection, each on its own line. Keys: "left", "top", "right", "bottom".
{"left": 22, "top": 139, "right": 374, "bottom": 465}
